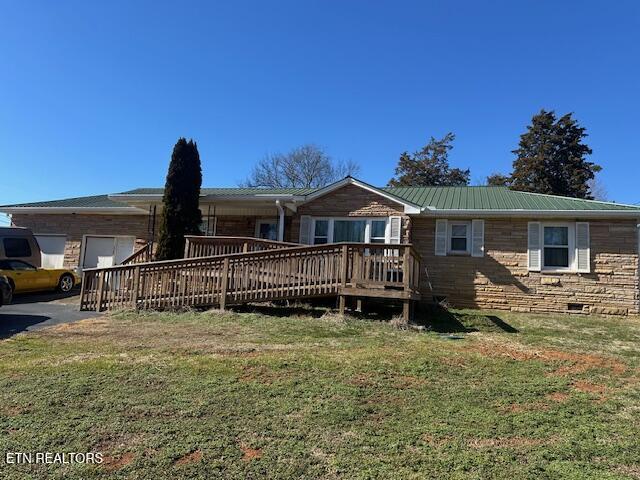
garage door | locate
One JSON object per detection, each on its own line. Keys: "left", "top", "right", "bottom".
{"left": 35, "top": 235, "right": 67, "bottom": 269}
{"left": 82, "top": 236, "right": 135, "bottom": 270}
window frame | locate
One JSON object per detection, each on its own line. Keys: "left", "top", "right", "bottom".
{"left": 2, "top": 237, "right": 32, "bottom": 258}
{"left": 7, "top": 260, "right": 37, "bottom": 271}
{"left": 541, "top": 222, "right": 575, "bottom": 272}
{"left": 254, "top": 219, "right": 279, "bottom": 241}
{"left": 313, "top": 219, "right": 330, "bottom": 244}
{"left": 447, "top": 221, "right": 471, "bottom": 255}
{"left": 310, "top": 217, "right": 390, "bottom": 245}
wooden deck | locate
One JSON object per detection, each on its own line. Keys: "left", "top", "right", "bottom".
{"left": 80, "top": 237, "right": 421, "bottom": 320}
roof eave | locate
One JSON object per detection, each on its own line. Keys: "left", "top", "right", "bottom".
{"left": 0, "top": 207, "right": 149, "bottom": 215}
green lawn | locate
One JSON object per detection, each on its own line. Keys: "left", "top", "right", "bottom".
{"left": 1, "top": 305, "right": 639, "bottom": 479}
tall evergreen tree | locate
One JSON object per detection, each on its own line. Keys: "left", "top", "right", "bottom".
{"left": 156, "top": 138, "right": 202, "bottom": 260}
{"left": 511, "top": 110, "right": 600, "bottom": 199}
{"left": 388, "top": 133, "right": 470, "bottom": 186}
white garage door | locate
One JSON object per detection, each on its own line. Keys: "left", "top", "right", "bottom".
{"left": 82, "top": 236, "right": 135, "bottom": 270}
{"left": 35, "top": 235, "right": 67, "bottom": 269}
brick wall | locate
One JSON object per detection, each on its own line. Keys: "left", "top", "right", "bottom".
{"left": 213, "top": 216, "right": 294, "bottom": 242}
{"left": 11, "top": 214, "right": 152, "bottom": 268}
{"left": 11, "top": 213, "right": 294, "bottom": 267}
{"left": 411, "top": 217, "right": 640, "bottom": 315}
{"left": 290, "top": 184, "right": 410, "bottom": 242}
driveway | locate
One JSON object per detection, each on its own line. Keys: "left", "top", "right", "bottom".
{"left": 0, "top": 290, "right": 101, "bottom": 339}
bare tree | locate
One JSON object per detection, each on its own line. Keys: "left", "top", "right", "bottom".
{"left": 242, "top": 144, "right": 360, "bottom": 189}
{"left": 588, "top": 176, "right": 608, "bottom": 201}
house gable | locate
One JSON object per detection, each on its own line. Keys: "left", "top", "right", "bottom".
{"left": 299, "top": 177, "right": 422, "bottom": 214}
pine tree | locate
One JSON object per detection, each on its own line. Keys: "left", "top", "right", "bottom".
{"left": 156, "top": 138, "right": 202, "bottom": 260}
{"left": 388, "top": 133, "right": 470, "bottom": 186}
{"left": 511, "top": 110, "right": 600, "bottom": 199}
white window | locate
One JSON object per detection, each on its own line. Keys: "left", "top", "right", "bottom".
{"left": 310, "top": 218, "right": 393, "bottom": 244}
{"left": 370, "top": 220, "right": 386, "bottom": 243}
{"left": 435, "top": 219, "right": 484, "bottom": 257}
{"left": 448, "top": 221, "right": 471, "bottom": 254}
{"left": 543, "top": 225, "right": 571, "bottom": 269}
{"left": 313, "top": 220, "right": 329, "bottom": 244}
{"left": 528, "top": 222, "right": 587, "bottom": 273}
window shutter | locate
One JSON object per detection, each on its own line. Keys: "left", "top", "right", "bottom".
{"left": 576, "top": 222, "right": 590, "bottom": 273}
{"left": 389, "top": 217, "right": 402, "bottom": 244}
{"left": 299, "top": 216, "right": 312, "bottom": 244}
{"left": 435, "top": 219, "right": 447, "bottom": 256}
{"left": 471, "top": 220, "right": 485, "bottom": 257}
{"left": 528, "top": 222, "right": 541, "bottom": 271}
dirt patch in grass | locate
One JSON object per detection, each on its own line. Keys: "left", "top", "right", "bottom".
{"left": 102, "top": 452, "right": 134, "bottom": 471}
{"left": 546, "top": 392, "right": 570, "bottom": 403}
{"left": 423, "top": 435, "right": 455, "bottom": 448}
{"left": 240, "top": 445, "right": 262, "bottom": 462}
{"left": 615, "top": 465, "right": 640, "bottom": 479}
{"left": 572, "top": 380, "right": 609, "bottom": 401}
{"left": 392, "top": 375, "right": 428, "bottom": 389}
{"left": 1, "top": 405, "right": 29, "bottom": 416}
{"left": 239, "top": 365, "right": 285, "bottom": 384}
{"left": 461, "top": 339, "right": 626, "bottom": 376}
{"left": 174, "top": 450, "right": 203, "bottom": 466}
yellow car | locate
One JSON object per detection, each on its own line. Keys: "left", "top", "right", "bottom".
{"left": 0, "top": 260, "right": 80, "bottom": 294}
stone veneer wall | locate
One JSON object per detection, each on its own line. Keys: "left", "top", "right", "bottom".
{"left": 290, "top": 184, "right": 410, "bottom": 242}
{"left": 411, "top": 217, "right": 640, "bottom": 315}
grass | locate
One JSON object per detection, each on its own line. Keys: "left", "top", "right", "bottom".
{"left": 0, "top": 305, "right": 639, "bottom": 479}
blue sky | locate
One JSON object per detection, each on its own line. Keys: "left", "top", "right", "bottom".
{"left": 1, "top": 0, "right": 639, "bottom": 216}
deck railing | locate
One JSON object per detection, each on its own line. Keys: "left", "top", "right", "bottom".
{"left": 80, "top": 242, "right": 420, "bottom": 312}
{"left": 121, "top": 243, "right": 153, "bottom": 265}
{"left": 184, "top": 236, "right": 299, "bottom": 258}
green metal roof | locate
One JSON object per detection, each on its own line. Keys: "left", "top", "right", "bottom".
{"left": 2, "top": 186, "right": 639, "bottom": 213}
{"left": 0, "top": 194, "right": 129, "bottom": 209}
{"left": 119, "top": 187, "right": 316, "bottom": 196}
{"left": 381, "top": 186, "right": 640, "bottom": 211}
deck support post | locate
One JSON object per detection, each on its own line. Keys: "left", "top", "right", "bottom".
{"left": 403, "top": 299, "right": 411, "bottom": 323}
{"left": 355, "top": 298, "right": 363, "bottom": 312}
{"left": 220, "top": 257, "right": 230, "bottom": 310}
{"left": 339, "top": 295, "right": 346, "bottom": 315}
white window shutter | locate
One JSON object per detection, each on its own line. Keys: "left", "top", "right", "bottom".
{"left": 471, "top": 220, "right": 485, "bottom": 257}
{"left": 435, "top": 219, "right": 447, "bottom": 256}
{"left": 299, "top": 216, "right": 312, "bottom": 244}
{"left": 576, "top": 222, "right": 590, "bottom": 273}
{"left": 389, "top": 216, "right": 402, "bottom": 244}
{"left": 528, "top": 222, "right": 542, "bottom": 271}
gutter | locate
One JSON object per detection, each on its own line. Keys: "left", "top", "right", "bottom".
{"left": 420, "top": 208, "right": 640, "bottom": 218}
{"left": 275, "top": 200, "right": 285, "bottom": 242}
{"left": 0, "top": 207, "right": 149, "bottom": 215}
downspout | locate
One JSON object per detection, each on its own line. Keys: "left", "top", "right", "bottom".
{"left": 275, "top": 200, "right": 285, "bottom": 242}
